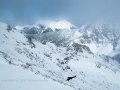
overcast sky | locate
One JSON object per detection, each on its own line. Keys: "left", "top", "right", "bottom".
{"left": 0, "top": 0, "right": 120, "bottom": 26}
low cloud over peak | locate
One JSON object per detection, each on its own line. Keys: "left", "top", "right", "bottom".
{"left": 0, "top": 0, "right": 120, "bottom": 27}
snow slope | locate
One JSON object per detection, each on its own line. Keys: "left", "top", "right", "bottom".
{"left": 0, "top": 60, "right": 74, "bottom": 90}
{"left": 0, "top": 21, "right": 120, "bottom": 90}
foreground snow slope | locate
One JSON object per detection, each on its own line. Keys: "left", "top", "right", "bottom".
{"left": 0, "top": 21, "right": 120, "bottom": 90}
{"left": 0, "top": 60, "right": 74, "bottom": 90}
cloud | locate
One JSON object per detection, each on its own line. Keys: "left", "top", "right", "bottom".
{"left": 0, "top": 0, "right": 120, "bottom": 26}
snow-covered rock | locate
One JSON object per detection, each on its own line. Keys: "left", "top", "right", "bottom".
{"left": 78, "top": 21, "right": 120, "bottom": 55}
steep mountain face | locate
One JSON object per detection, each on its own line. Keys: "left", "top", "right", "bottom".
{"left": 28, "top": 29, "right": 81, "bottom": 46}
{"left": 77, "top": 22, "right": 120, "bottom": 62}
{"left": 18, "top": 20, "right": 80, "bottom": 46}
{"left": 0, "top": 21, "right": 120, "bottom": 90}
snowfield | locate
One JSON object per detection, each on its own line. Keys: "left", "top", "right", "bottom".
{"left": 0, "top": 60, "right": 74, "bottom": 90}
{"left": 0, "top": 21, "right": 120, "bottom": 90}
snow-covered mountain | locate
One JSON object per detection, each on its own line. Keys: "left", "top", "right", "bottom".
{"left": 0, "top": 21, "right": 120, "bottom": 90}
{"left": 77, "top": 21, "right": 120, "bottom": 63}
{"left": 20, "top": 20, "right": 120, "bottom": 62}
{"left": 15, "top": 20, "right": 76, "bottom": 34}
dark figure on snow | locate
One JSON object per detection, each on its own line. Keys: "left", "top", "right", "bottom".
{"left": 66, "top": 76, "right": 76, "bottom": 81}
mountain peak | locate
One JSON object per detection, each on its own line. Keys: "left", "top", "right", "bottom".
{"left": 48, "top": 20, "right": 75, "bottom": 31}
{"left": 35, "top": 20, "right": 76, "bottom": 31}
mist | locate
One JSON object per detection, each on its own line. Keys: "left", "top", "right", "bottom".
{"left": 0, "top": 0, "right": 120, "bottom": 26}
